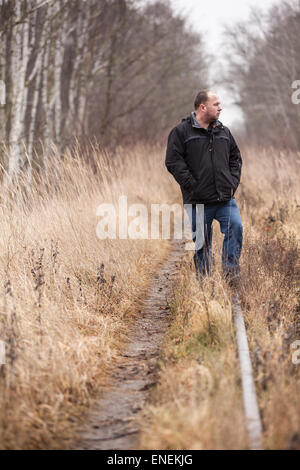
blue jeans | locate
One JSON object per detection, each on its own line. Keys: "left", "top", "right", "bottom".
{"left": 187, "top": 198, "right": 243, "bottom": 277}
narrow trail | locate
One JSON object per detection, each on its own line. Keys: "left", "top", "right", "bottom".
{"left": 76, "top": 241, "right": 186, "bottom": 450}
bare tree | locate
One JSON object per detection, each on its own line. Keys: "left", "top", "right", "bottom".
{"left": 0, "top": 0, "right": 208, "bottom": 183}
{"left": 224, "top": 0, "right": 300, "bottom": 149}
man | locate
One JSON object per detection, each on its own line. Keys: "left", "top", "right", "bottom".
{"left": 165, "top": 89, "right": 243, "bottom": 282}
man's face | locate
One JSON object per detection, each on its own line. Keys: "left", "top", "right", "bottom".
{"left": 202, "top": 93, "right": 222, "bottom": 122}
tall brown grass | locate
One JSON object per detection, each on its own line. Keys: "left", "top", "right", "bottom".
{"left": 139, "top": 146, "right": 300, "bottom": 449}
{"left": 0, "top": 142, "right": 176, "bottom": 449}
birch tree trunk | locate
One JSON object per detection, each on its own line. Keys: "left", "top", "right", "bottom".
{"left": 8, "top": 1, "right": 30, "bottom": 179}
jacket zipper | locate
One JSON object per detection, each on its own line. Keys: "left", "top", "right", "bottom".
{"left": 209, "top": 131, "right": 221, "bottom": 201}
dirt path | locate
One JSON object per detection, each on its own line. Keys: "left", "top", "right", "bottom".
{"left": 76, "top": 241, "right": 186, "bottom": 450}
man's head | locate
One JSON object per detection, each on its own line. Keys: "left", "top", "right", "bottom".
{"left": 194, "top": 89, "right": 222, "bottom": 123}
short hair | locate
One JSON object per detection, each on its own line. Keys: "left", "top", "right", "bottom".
{"left": 194, "top": 90, "right": 210, "bottom": 110}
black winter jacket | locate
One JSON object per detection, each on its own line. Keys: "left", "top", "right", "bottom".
{"left": 165, "top": 114, "right": 242, "bottom": 204}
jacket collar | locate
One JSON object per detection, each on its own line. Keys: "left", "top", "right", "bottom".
{"left": 191, "top": 111, "right": 202, "bottom": 128}
{"left": 190, "top": 111, "right": 222, "bottom": 130}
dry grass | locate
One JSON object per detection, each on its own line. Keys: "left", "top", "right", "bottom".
{"left": 0, "top": 142, "right": 175, "bottom": 449}
{"left": 139, "top": 262, "right": 248, "bottom": 449}
{"left": 1, "top": 142, "right": 299, "bottom": 449}
{"left": 139, "top": 145, "right": 300, "bottom": 450}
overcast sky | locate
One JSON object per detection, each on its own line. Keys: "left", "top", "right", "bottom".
{"left": 168, "top": 0, "right": 279, "bottom": 128}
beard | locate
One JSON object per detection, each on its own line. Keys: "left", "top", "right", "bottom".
{"left": 208, "top": 114, "right": 218, "bottom": 122}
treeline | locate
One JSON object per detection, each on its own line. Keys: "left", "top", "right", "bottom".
{"left": 225, "top": 0, "right": 300, "bottom": 149}
{"left": 0, "top": 0, "right": 208, "bottom": 178}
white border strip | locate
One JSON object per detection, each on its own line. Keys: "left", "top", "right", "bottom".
{"left": 232, "top": 293, "right": 264, "bottom": 450}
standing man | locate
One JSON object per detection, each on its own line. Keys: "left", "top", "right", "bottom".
{"left": 165, "top": 89, "right": 243, "bottom": 283}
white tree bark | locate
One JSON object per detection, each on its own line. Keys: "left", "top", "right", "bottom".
{"left": 8, "top": 1, "right": 30, "bottom": 178}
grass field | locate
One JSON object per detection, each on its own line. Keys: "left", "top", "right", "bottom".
{"left": 0, "top": 143, "right": 299, "bottom": 449}
{"left": 139, "top": 146, "right": 300, "bottom": 450}
{"left": 0, "top": 143, "right": 173, "bottom": 449}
